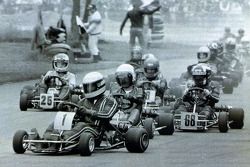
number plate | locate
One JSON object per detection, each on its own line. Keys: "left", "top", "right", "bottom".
{"left": 145, "top": 90, "right": 156, "bottom": 103}
{"left": 54, "top": 112, "right": 76, "bottom": 130}
{"left": 180, "top": 112, "right": 198, "bottom": 130}
{"left": 40, "top": 94, "right": 54, "bottom": 109}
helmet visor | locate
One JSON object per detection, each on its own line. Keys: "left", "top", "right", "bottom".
{"left": 116, "top": 73, "right": 132, "bottom": 88}
{"left": 83, "top": 83, "right": 97, "bottom": 94}
{"left": 55, "top": 60, "right": 68, "bottom": 68}
{"left": 197, "top": 52, "right": 208, "bottom": 59}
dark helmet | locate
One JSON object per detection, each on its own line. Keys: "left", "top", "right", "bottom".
{"left": 143, "top": 57, "right": 159, "bottom": 80}
{"left": 191, "top": 64, "right": 211, "bottom": 87}
{"left": 130, "top": 45, "right": 143, "bottom": 63}
{"left": 87, "top": 4, "right": 97, "bottom": 11}
{"left": 207, "top": 42, "right": 219, "bottom": 60}
{"left": 238, "top": 28, "right": 245, "bottom": 34}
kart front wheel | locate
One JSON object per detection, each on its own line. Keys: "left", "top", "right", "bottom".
{"left": 79, "top": 133, "right": 95, "bottom": 156}
{"left": 125, "top": 128, "right": 149, "bottom": 153}
{"left": 13, "top": 130, "right": 28, "bottom": 154}
{"left": 218, "top": 112, "right": 229, "bottom": 133}
{"left": 144, "top": 118, "right": 155, "bottom": 139}
{"left": 157, "top": 113, "right": 174, "bottom": 135}
{"left": 20, "top": 94, "right": 28, "bottom": 111}
{"left": 229, "top": 108, "right": 244, "bottom": 129}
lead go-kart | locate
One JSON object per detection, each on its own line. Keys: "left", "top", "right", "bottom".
{"left": 13, "top": 101, "right": 149, "bottom": 156}
{"left": 19, "top": 75, "right": 81, "bottom": 111}
{"left": 174, "top": 87, "right": 244, "bottom": 132}
{"left": 136, "top": 80, "right": 175, "bottom": 139}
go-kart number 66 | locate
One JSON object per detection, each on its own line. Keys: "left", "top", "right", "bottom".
{"left": 40, "top": 94, "right": 54, "bottom": 109}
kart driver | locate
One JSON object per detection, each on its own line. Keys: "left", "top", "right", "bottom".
{"left": 112, "top": 64, "right": 144, "bottom": 130}
{"left": 39, "top": 53, "right": 76, "bottom": 100}
{"left": 174, "top": 65, "right": 220, "bottom": 120}
{"left": 137, "top": 56, "right": 168, "bottom": 101}
{"left": 42, "top": 72, "right": 118, "bottom": 150}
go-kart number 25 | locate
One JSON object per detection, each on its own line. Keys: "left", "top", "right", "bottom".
{"left": 41, "top": 95, "right": 53, "bottom": 106}
{"left": 185, "top": 114, "right": 195, "bottom": 126}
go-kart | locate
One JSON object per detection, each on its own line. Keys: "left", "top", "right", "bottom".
{"left": 174, "top": 87, "right": 244, "bottom": 132}
{"left": 19, "top": 76, "right": 81, "bottom": 111}
{"left": 13, "top": 101, "right": 149, "bottom": 156}
{"left": 137, "top": 80, "right": 175, "bottom": 138}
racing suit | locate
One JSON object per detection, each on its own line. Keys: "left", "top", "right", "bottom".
{"left": 113, "top": 86, "right": 144, "bottom": 127}
{"left": 174, "top": 81, "right": 220, "bottom": 119}
{"left": 120, "top": 1, "right": 160, "bottom": 50}
{"left": 84, "top": 10, "right": 102, "bottom": 59}
{"left": 39, "top": 70, "right": 76, "bottom": 100}
{"left": 43, "top": 94, "right": 118, "bottom": 141}
{"left": 137, "top": 72, "right": 168, "bottom": 101}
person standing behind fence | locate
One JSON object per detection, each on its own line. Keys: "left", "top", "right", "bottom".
{"left": 84, "top": 4, "right": 102, "bottom": 62}
{"left": 120, "top": 0, "right": 161, "bottom": 51}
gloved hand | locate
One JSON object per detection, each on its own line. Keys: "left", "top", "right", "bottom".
{"left": 43, "top": 75, "right": 53, "bottom": 82}
{"left": 203, "top": 89, "right": 211, "bottom": 97}
{"left": 118, "top": 122, "right": 131, "bottom": 130}
{"left": 60, "top": 78, "right": 68, "bottom": 86}
{"left": 124, "top": 94, "right": 134, "bottom": 100}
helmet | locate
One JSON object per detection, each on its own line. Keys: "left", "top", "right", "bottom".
{"left": 197, "top": 46, "right": 211, "bottom": 63}
{"left": 82, "top": 72, "right": 106, "bottom": 98}
{"left": 87, "top": 4, "right": 97, "bottom": 10}
{"left": 241, "top": 36, "right": 250, "bottom": 45}
{"left": 225, "top": 37, "right": 236, "bottom": 51}
{"left": 131, "top": 45, "right": 142, "bottom": 62}
{"left": 207, "top": 42, "right": 219, "bottom": 59}
{"left": 143, "top": 57, "right": 159, "bottom": 80}
{"left": 238, "top": 28, "right": 245, "bottom": 35}
{"left": 141, "top": 53, "right": 156, "bottom": 64}
{"left": 52, "top": 53, "right": 69, "bottom": 73}
{"left": 192, "top": 65, "right": 211, "bottom": 87}
{"left": 115, "top": 64, "right": 136, "bottom": 88}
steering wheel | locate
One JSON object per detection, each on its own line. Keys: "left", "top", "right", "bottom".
{"left": 57, "top": 101, "right": 93, "bottom": 115}
{"left": 44, "top": 75, "right": 67, "bottom": 87}
{"left": 112, "top": 93, "right": 134, "bottom": 110}
{"left": 185, "top": 87, "right": 208, "bottom": 106}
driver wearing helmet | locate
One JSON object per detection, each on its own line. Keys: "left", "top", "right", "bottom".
{"left": 42, "top": 72, "right": 118, "bottom": 150}
{"left": 112, "top": 64, "right": 144, "bottom": 129}
{"left": 175, "top": 65, "right": 220, "bottom": 119}
{"left": 39, "top": 53, "right": 76, "bottom": 100}
{"left": 126, "top": 45, "right": 143, "bottom": 69}
{"left": 219, "top": 27, "right": 235, "bottom": 42}
{"left": 236, "top": 28, "right": 245, "bottom": 44}
{"left": 138, "top": 56, "right": 168, "bottom": 100}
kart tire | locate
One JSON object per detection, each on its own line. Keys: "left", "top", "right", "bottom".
{"left": 125, "top": 128, "right": 149, "bottom": 153}
{"left": 79, "top": 133, "right": 95, "bottom": 156}
{"left": 20, "top": 93, "right": 28, "bottom": 111}
{"left": 229, "top": 108, "right": 244, "bottom": 129}
{"left": 222, "top": 86, "right": 234, "bottom": 94}
{"left": 218, "top": 112, "right": 229, "bottom": 133}
{"left": 144, "top": 118, "right": 155, "bottom": 139}
{"left": 20, "top": 85, "right": 35, "bottom": 96}
{"left": 13, "top": 130, "right": 28, "bottom": 154}
{"left": 157, "top": 113, "right": 174, "bottom": 135}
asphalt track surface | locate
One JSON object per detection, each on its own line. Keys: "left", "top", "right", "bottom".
{"left": 0, "top": 54, "right": 250, "bottom": 167}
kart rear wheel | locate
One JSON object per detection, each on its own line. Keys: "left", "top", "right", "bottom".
{"left": 125, "top": 128, "right": 149, "bottom": 153}
{"left": 20, "top": 93, "right": 28, "bottom": 111}
{"left": 13, "top": 130, "right": 28, "bottom": 154}
{"left": 218, "top": 112, "right": 229, "bottom": 133}
{"left": 229, "top": 108, "right": 244, "bottom": 129}
{"left": 157, "top": 113, "right": 174, "bottom": 135}
{"left": 144, "top": 118, "right": 155, "bottom": 139}
{"left": 79, "top": 133, "right": 95, "bottom": 156}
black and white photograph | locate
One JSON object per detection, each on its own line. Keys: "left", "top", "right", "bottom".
{"left": 0, "top": 0, "right": 250, "bottom": 166}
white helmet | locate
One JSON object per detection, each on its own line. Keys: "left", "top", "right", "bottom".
{"left": 131, "top": 45, "right": 143, "bottom": 61}
{"left": 241, "top": 36, "right": 250, "bottom": 45}
{"left": 225, "top": 37, "right": 236, "bottom": 51}
{"left": 197, "top": 46, "right": 211, "bottom": 63}
{"left": 115, "top": 64, "right": 136, "bottom": 88}
{"left": 82, "top": 72, "right": 106, "bottom": 98}
{"left": 53, "top": 53, "right": 69, "bottom": 73}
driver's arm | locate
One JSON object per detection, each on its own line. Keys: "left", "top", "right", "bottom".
{"left": 41, "top": 71, "right": 54, "bottom": 84}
